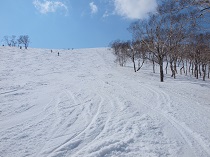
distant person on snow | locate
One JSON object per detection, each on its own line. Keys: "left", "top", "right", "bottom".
{"left": 51, "top": 50, "right": 52, "bottom": 53}
{"left": 58, "top": 52, "right": 59, "bottom": 56}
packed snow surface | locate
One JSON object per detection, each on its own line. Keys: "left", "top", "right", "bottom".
{"left": 0, "top": 47, "right": 210, "bottom": 157}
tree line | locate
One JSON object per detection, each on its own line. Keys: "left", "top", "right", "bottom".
{"left": 2, "top": 35, "right": 30, "bottom": 49}
{"left": 110, "top": 0, "right": 210, "bottom": 82}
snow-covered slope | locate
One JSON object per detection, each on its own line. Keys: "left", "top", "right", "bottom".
{"left": 0, "top": 47, "right": 210, "bottom": 157}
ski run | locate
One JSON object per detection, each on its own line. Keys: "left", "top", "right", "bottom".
{"left": 0, "top": 47, "right": 210, "bottom": 157}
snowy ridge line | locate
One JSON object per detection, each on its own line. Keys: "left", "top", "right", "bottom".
{"left": 143, "top": 84, "right": 210, "bottom": 157}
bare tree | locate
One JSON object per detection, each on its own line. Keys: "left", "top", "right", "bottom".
{"left": 131, "top": 40, "right": 146, "bottom": 72}
{"left": 4, "top": 36, "right": 12, "bottom": 46}
{"left": 110, "top": 40, "right": 128, "bottom": 67}
{"left": 129, "top": 13, "right": 169, "bottom": 82}
{"left": 11, "top": 35, "right": 17, "bottom": 47}
{"left": 110, "top": 0, "right": 210, "bottom": 82}
{"left": 18, "top": 35, "right": 30, "bottom": 49}
{"left": 197, "top": 0, "right": 210, "bottom": 12}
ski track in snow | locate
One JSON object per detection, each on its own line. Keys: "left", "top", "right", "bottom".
{"left": 143, "top": 84, "right": 210, "bottom": 157}
{"left": 0, "top": 47, "right": 210, "bottom": 157}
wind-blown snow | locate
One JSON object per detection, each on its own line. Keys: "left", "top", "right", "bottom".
{"left": 0, "top": 47, "right": 210, "bottom": 157}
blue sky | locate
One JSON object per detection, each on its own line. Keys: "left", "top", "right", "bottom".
{"left": 0, "top": 0, "right": 157, "bottom": 49}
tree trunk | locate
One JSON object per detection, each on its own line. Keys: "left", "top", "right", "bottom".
{"left": 183, "top": 60, "right": 185, "bottom": 74}
{"left": 160, "top": 58, "right": 164, "bottom": 82}
{"left": 191, "top": 63, "right": 194, "bottom": 75}
{"left": 199, "top": 64, "right": 202, "bottom": 77}
{"left": 165, "top": 60, "right": 168, "bottom": 74}
{"left": 133, "top": 63, "right": 136, "bottom": 72}
{"left": 153, "top": 60, "right": 155, "bottom": 73}
{"left": 170, "top": 61, "right": 175, "bottom": 78}
{"left": 137, "top": 59, "right": 145, "bottom": 71}
{"left": 186, "top": 60, "right": 188, "bottom": 76}
{"left": 180, "top": 66, "right": 184, "bottom": 75}
{"left": 195, "top": 64, "right": 198, "bottom": 79}
{"left": 131, "top": 53, "right": 137, "bottom": 72}
{"left": 174, "top": 60, "right": 177, "bottom": 78}
{"left": 202, "top": 64, "right": 206, "bottom": 81}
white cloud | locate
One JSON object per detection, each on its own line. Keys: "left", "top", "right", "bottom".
{"left": 89, "top": 2, "right": 98, "bottom": 14}
{"left": 103, "top": 11, "right": 110, "bottom": 18}
{"left": 114, "top": 0, "right": 157, "bottom": 19}
{"left": 33, "top": 0, "right": 68, "bottom": 15}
